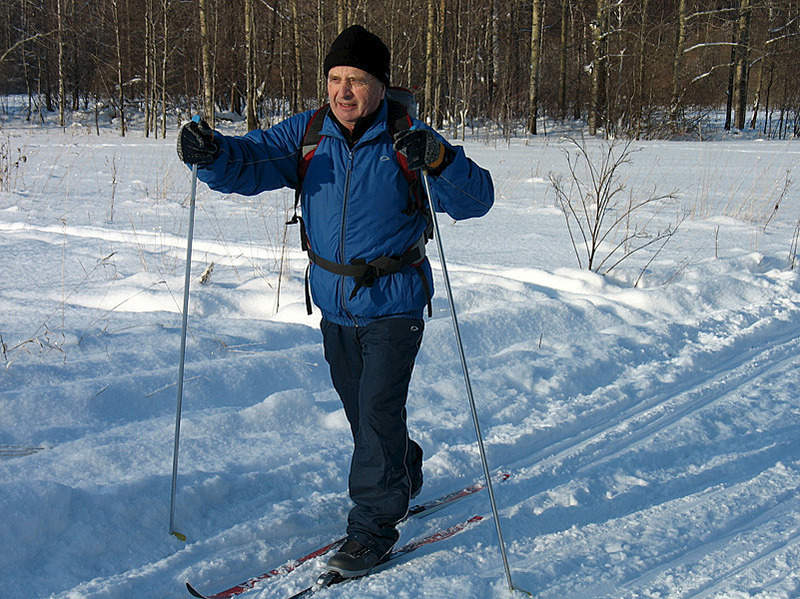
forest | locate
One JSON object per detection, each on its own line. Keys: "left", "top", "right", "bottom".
{"left": 1, "top": 0, "right": 799, "bottom": 139}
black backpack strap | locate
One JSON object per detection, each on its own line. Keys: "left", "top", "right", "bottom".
{"left": 308, "top": 234, "right": 428, "bottom": 302}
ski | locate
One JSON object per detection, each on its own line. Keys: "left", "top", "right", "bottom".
{"left": 287, "top": 515, "right": 485, "bottom": 599}
{"left": 185, "top": 473, "right": 509, "bottom": 599}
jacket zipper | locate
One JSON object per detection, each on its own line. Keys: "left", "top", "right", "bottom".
{"left": 339, "top": 148, "right": 357, "bottom": 324}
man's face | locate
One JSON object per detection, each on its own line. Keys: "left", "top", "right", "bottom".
{"left": 327, "top": 66, "right": 385, "bottom": 132}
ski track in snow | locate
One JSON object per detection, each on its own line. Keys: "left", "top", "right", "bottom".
{"left": 1, "top": 114, "right": 799, "bottom": 599}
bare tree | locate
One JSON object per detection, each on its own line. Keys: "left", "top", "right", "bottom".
{"left": 549, "top": 136, "right": 681, "bottom": 278}
{"left": 670, "top": 0, "right": 688, "bottom": 125}
{"left": 198, "top": 0, "right": 214, "bottom": 125}
{"left": 290, "top": 0, "right": 302, "bottom": 113}
{"left": 111, "top": 0, "right": 126, "bottom": 135}
{"left": 316, "top": 0, "right": 326, "bottom": 104}
{"left": 144, "top": 0, "right": 153, "bottom": 137}
{"left": 634, "top": 0, "right": 650, "bottom": 133}
{"left": 423, "top": 0, "right": 435, "bottom": 123}
{"left": 433, "top": 0, "right": 445, "bottom": 129}
{"left": 589, "top": 0, "right": 608, "bottom": 136}
{"left": 528, "top": 0, "right": 543, "bottom": 134}
{"left": 56, "top": 0, "right": 65, "bottom": 127}
{"left": 244, "top": 0, "right": 258, "bottom": 130}
{"left": 558, "top": 0, "right": 569, "bottom": 121}
{"left": 160, "top": 0, "right": 169, "bottom": 138}
{"left": 337, "top": 0, "right": 346, "bottom": 32}
{"left": 733, "top": 0, "right": 752, "bottom": 129}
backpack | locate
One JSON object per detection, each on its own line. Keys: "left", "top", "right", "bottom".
{"left": 287, "top": 88, "right": 433, "bottom": 316}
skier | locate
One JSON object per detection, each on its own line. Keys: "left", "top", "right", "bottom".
{"left": 176, "top": 25, "right": 494, "bottom": 578}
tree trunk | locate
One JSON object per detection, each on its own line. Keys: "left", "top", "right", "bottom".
{"left": 316, "top": 0, "right": 326, "bottom": 104}
{"left": 528, "top": 0, "right": 543, "bottom": 134}
{"left": 423, "top": 0, "right": 435, "bottom": 123}
{"left": 724, "top": 26, "right": 736, "bottom": 131}
{"left": 161, "top": 0, "right": 168, "bottom": 138}
{"left": 290, "top": 0, "right": 302, "bottom": 113}
{"left": 734, "top": 0, "right": 752, "bottom": 130}
{"left": 337, "top": 0, "right": 346, "bottom": 32}
{"left": 198, "top": 0, "right": 214, "bottom": 125}
{"left": 670, "top": 0, "right": 687, "bottom": 125}
{"left": 56, "top": 0, "right": 65, "bottom": 127}
{"left": 752, "top": 5, "right": 776, "bottom": 132}
{"left": 589, "top": 0, "right": 607, "bottom": 136}
{"left": 558, "top": 0, "right": 568, "bottom": 121}
{"left": 112, "top": 0, "right": 126, "bottom": 135}
{"left": 144, "top": 0, "right": 152, "bottom": 137}
{"left": 433, "top": 0, "right": 445, "bottom": 129}
{"left": 245, "top": 0, "right": 258, "bottom": 129}
{"left": 635, "top": 0, "right": 649, "bottom": 132}
{"left": 572, "top": 6, "right": 583, "bottom": 121}
{"left": 490, "top": 0, "right": 500, "bottom": 114}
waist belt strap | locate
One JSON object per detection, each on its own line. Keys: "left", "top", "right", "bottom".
{"left": 305, "top": 235, "right": 432, "bottom": 316}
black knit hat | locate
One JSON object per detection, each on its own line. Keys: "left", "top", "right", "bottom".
{"left": 324, "top": 25, "right": 390, "bottom": 87}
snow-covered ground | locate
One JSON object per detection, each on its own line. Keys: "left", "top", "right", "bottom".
{"left": 1, "top": 106, "right": 799, "bottom": 599}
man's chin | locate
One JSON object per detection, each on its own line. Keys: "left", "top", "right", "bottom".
{"left": 332, "top": 109, "right": 360, "bottom": 127}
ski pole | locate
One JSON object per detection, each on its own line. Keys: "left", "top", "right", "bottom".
{"left": 421, "top": 171, "right": 530, "bottom": 597}
{"left": 169, "top": 119, "right": 201, "bottom": 541}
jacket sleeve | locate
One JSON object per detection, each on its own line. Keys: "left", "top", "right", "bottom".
{"left": 194, "top": 112, "right": 311, "bottom": 196}
{"left": 421, "top": 126, "right": 494, "bottom": 220}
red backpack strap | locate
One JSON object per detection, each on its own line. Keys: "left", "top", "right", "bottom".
{"left": 288, "top": 105, "right": 330, "bottom": 237}
{"left": 387, "top": 100, "right": 415, "bottom": 183}
{"left": 297, "top": 104, "right": 330, "bottom": 186}
{"left": 386, "top": 99, "right": 428, "bottom": 218}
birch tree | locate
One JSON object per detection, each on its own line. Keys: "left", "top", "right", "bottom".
{"left": 56, "top": 0, "right": 65, "bottom": 127}
{"left": 198, "top": 0, "right": 214, "bottom": 126}
{"left": 144, "top": 0, "right": 153, "bottom": 137}
{"left": 635, "top": 0, "right": 649, "bottom": 132}
{"left": 558, "top": 0, "right": 568, "bottom": 121}
{"left": 111, "top": 0, "right": 126, "bottom": 135}
{"left": 160, "top": 0, "right": 168, "bottom": 138}
{"left": 670, "top": 0, "right": 688, "bottom": 125}
{"left": 290, "top": 0, "right": 302, "bottom": 113}
{"left": 423, "top": 0, "right": 435, "bottom": 123}
{"left": 433, "top": 0, "right": 445, "bottom": 129}
{"left": 733, "top": 0, "right": 752, "bottom": 129}
{"left": 244, "top": 0, "right": 257, "bottom": 130}
{"left": 528, "top": 0, "right": 543, "bottom": 134}
{"left": 589, "top": 0, "right": 608, "bottom": 136}
{"left": 337, "top": 0, "right": 346, "bottom": 32}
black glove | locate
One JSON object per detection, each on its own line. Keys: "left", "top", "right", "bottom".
{"left": 177, "top": 119, "right": 220, "bottom": 166}
{"left": 393, "top": 128, "right": 452, "bottom": 174}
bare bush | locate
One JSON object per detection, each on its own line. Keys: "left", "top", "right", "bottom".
{"left": 549, "top": 135, "right": 682, "bottom": 282}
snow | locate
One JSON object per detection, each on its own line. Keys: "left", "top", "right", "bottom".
{"left": 1, "top": 108, "right": 800, "bottom": 599}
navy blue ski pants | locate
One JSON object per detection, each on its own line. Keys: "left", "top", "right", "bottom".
{"left": 321, "top": 317, "right": 424, "bottom": 556}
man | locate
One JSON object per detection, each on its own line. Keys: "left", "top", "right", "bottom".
{"left": 177, "top": 25, "right": 493, "bottom": 577}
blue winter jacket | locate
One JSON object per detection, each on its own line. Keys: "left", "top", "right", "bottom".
{"left": 195, "top": 99, "right": 494, "bottom": 326}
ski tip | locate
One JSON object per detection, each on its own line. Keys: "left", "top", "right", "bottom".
{"left": 185, "top": 581, "right": 209, "bottom": 598}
